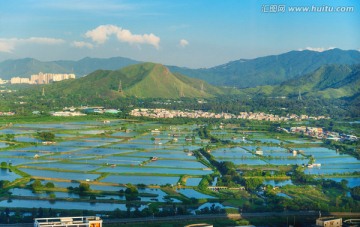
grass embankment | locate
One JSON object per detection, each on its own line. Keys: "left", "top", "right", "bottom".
{"left": 0, "top": 115, "right": 120, "bottom": 124}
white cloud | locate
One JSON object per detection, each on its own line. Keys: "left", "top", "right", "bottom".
{"left": 0, "top": 40, "right": 15, "bottom": 53}
{"left": 299, "top": 47, "right": 336, "bottom": 52}
{"left": 179, "top": 39, "right": 189, "bottom": 48}
{"left": 85, "top": 25, "right": 160, "bottom": 49}
{"left": 0, "top": 37, "right": 65, "bottom": 53}
{"left": 72, "top": 41, "right": 94, "bottom": 49}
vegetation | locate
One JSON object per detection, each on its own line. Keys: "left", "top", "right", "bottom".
{"left": 169, "top": 49, "right": 360, "bottom": 88}
{"left": 36, "top": 131, "right": 55, "bottom": 141}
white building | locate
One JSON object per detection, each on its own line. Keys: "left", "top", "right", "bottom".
{"left": 316, "top": 217, "right": 342, "bottom": 227}
{"left": 34, "top": 216, "right": 102, "bottom": 227}
{"left": 10, "top": 77, "right": 30, "bottom": 84}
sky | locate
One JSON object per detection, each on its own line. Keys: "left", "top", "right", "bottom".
{"left": 0, "top": 0, "right": 359, "bottom": 68}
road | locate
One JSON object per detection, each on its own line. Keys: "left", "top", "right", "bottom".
{"left": 0, "top": 212, "right": 359, "bottom": 226}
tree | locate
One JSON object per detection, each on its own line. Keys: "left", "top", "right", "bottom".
{"left": 5, "top": 134, "right": 15, "bottom": 142}
{"left": 36, "top": 132, "right": 55, "bottom": 141}
{"left": 245, "top": 178, "right": 263, "bottom": 191}
{"left": 31, "top": 179, "right": 43, "bottom": 190}
{"left": 125, "top": 184, "right": 139, "bottom": 201}
{"left": 351, "top": 186, "right": 360, "bottom": 200}
{"left": 38, "top": 207, "right": 43, "bottom": 218}
{"left": 49, "top": 193, "right": 56, "bottom": 200}
{"left": 0, "top": 162, "right": 7, "bottom": 169}
{"left": 79, "top": 183, "right": 91, "bottom": 194}
{"left": 45, "top": 182, "right": 55, "bottom": 188}
{"left": 0, "top": 180, "right": 10, "bottom": 188}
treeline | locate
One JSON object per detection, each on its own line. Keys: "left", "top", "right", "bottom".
{"left": 1, "top": 87, "right": 358, "bottom": 119}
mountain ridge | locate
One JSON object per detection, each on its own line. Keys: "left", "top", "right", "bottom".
{"left": 242, "top": 64, "right": 360, "bottom": 99}
{"left": 38, "top": 63, "right": 222, "bottom": 99}
{"left": 1, "top": 49, "right": 360, "bottom": 89}
{"left": 168, "top": 49, "right": 360, "bottom": 88}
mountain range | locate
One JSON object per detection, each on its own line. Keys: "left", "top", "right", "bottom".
{"left": 1, "top": 49, "right": 360, "bottom": 89}
{"left": 0, "top": 57, "right": 139, "bottom": 79}
{"left": 168, "top": 48, "right": 360, "bottom": 88}
{"left": 30, "top": 62, "right": 359, "bottom": 100}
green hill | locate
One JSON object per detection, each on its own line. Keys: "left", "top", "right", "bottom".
{"left": 242, "top": 64, "right": 360, "bottom": 99}
{"left": 42, "top": 63, "right": 221, "bottom": 99}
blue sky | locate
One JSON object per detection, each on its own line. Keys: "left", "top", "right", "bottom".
{"left": 0, "top": 0, "right": 359, "bottom": 68}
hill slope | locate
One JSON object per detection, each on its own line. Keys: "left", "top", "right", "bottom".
{"left": 42, "top": 63, "right": 222, "bottom": 99}
{"left": 243, "top": 64, "right": 360, "bottom": 99}
{"left": 169, "top": 49, "right": 360, "bottom": 88}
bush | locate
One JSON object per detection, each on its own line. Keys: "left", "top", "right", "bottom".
{"left": 45, "top": 182, "right": 55, "bottom": 188}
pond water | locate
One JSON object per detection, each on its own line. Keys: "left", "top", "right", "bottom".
{"left": 90, "top": 184, "right": 126, "bottom": 192}
{"left": 112, "top": 131, "right": 138, "bottom": 137}
{"left": 77, "top": 130, "right": 106, "bottom": 135}
{"left": 304, "top": 163, "right": 360, "bottom": 175}
{"left": 30, "top": 180, "right": 80, "bottom": 189}
{"left": 0, "top": 129, "right": 35, "bottom": 134}
{"left": 221, "top": 158, "right": 267, "bottom": 165}
{"left": 101, "top": 175, "right": 179, "bottom": 185}
{"left": 146, "top": 160, "right": 207, "bottom": 169}
{"left": 82, "top": 137, "right": 122, "bottom": 143}
{"left": 81, "top": 156, "right": 146, "bottom": 165}
{"left": 277, "top": 192, "right": 292, "bottom": 199}
{"left": 257, "top": 139, "right": 283, "bottom": 144}
{"left": 298, "top": 147, "right": 342, "bottom": 157}
{"left": 0, "top": 142, "right": 9, "bottom": 148}
{"left": 264, "top": 179, "right": 293, "bottom": 187}
{"left": 0, "top": 168, "right": 21, "bottom": 181}
{"left": 186, "top": 178, "right": 202, "bottom": 186}
{"left": 18, "top": 145, "right": 79, "bottom": 153}
{"left": 14, "top": 136, "right": 42, "bottom": 143}
{"left": 55, "top": 134, "right": 76, "bottom": 137}
{"left": 266, "top": 159, "right": 307, "bottom": 166}
{"left": 242, "top": 146, "right": 287, "bottom": 153}
{"left": 321, "top": 177, "right": 360, "bottom": 188}
{"left": 10, "top": 188, "right": 80, "bottom": 199}
{"left": 14, "top": 123, "right": 90, "bottom": 130}
{"left": 286, "top": 139, "right": 322, "bottom": 144}
{"left": 0, "top": 157, "right": 54, "bottom": 166}
{"left": 99, "top": 166, "right": 212, "bottom": 175}
{"left": 13, "top": 183, "right": 173, "bottom": 202}
{"left": 176, "top": 189, "right": 214, "bottom": 199}
{"left": 211, "top": 147, "right": 253, "bottom": 158}
{"left": 196, "top": 202, "right": 235, "bottom": 211}
{"left": 23, "top": 162, "right": 99, "bottom": 172}
{"left": 74, "top": 148, "right": 134, "bottom": 156}
{"left": 19, "top": 168, "right": 100, "bottom": 181}
{"left": 129, "top": 139, "right": 170, "bottom": 145}
{"left": 315, "top": 156, "right": 359, "bottom": 164}
{"left": 129, "top": 151, "right": 196, "bottom": 160}
{"left": 111, "top": 144, "right": 159, "bottom": 150}
{"left": 0, "top": 150, "right": 41, "bottom": 158}
{"left": 231, "top": 138, "right": 253, "bottom": 143}
{"left": 56, "top": 141, "right": 110, "bottom": 147}
{"left": 0, "top": 199, "right": 147, "bottom": 211}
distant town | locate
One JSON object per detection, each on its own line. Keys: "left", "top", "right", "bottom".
{"left": 0, "top": 72, "right": 75, "bottom": 84}
{"left": 130, "top": 108, "right": 329, "bottom": 121}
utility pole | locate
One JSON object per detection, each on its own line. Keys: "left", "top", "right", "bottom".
{"left": 118, "top": 80, "right": 123, "bottom": 94}
{"left": 297, "top": 90, "right": 302, "bottom": 101}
